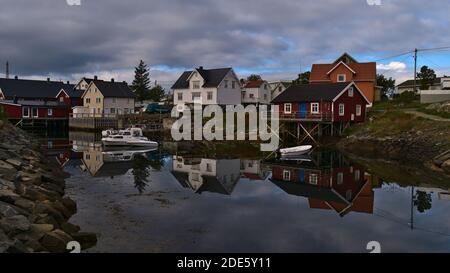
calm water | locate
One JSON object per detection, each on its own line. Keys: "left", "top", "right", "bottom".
{"left": 37, "top": 132, "right": 450, "bottom": 253}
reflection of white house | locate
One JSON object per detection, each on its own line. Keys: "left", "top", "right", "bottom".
{"left": 171, "top": 156, "right": 240, "bottom": 195}
{"left": 416, "top": 187, "right": 450, "bottom": 201}
{"left": 240, "top": 160, "right": 270, "bottom": 181}
{"left": 172, "top": 67, "right": 241, "bottom": 105}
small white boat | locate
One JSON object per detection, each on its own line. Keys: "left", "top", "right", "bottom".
{"left": 102, "top": 128, "right": 158, "bottom": 147}
{"left": 102, "top": 129, "right": 119, "bottom": 137}
{"left": 279, "top": 145, "right": 313, "bottom": 156}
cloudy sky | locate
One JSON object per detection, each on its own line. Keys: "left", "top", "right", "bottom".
{"left": 0, "top": 0, "right": 449, "bottom": 88}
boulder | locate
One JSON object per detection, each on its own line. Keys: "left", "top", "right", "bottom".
{"left": 61, "top": 222, "right": 81, "bottom": 235}
{"left": 61, "top": 197, "right": 77, "bottom": 215}
{"left": 0, "top": 201, "right": 19, "bottom": 217}
{"left": 71, "top": 232, "right": 97, "bottom": 250}
{"left": 0, "top": 215, "right": 31, "bottom": 232}
{"left": 14, "top": 198, "right": 36, "bottom": 211}
{"left": 40, "top": 229, "right": 73, "bottom": 253}
{"left": 5, "top": 159, "right": 22, "bottom": 169}
{"left": 0, "top": 189, "right": 19, "bottom": 203}
{"left": 442, "top": 159, "right": 450, "bottom": 174}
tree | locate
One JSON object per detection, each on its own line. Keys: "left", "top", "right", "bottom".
{"left": 292, "top": 71, "right": 311, "bottom": 85}
{"left": 132, "top": 154, "right": 151, "bottom": 194}
{"left": 247, "top": 74, "right": 262, "bottom": 81}
{"left": 376, "top": 74, "right": 396, "bottom": 99}
{"left": 148, "top": 85, "right": 165, "bottom": 102}
{"left": 413, "top": 191, "right": 432, "bottom": 213}
{"left": 131, "top": 60, "right": 151, "bottom": 102}
{"left": 417, "top": 65, "right": 436, "bottom": 90}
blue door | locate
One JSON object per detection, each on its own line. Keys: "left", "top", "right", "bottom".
{"left": 299, "top": 103, "right": 307, "bottom": 118}
{"left": 298, "top": 169, "right": 305, "bottom": 183}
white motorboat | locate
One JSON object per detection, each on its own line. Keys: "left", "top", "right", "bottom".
{"left": 103, "top": 148, "right": 157, "bottom": 162}
{"left": 101, "top": 128, "right": 158, "bottom": 147}
{"left": 279, "top": 145, "right": 313, "bottom": 156}
{"left": 102, "top": 129, "right": 119, "bottom": 137}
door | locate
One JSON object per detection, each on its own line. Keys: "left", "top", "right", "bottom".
{"left": 299, "top": 103, "right": 307, "bottom": 118}
{"left": 298, "top": 169, "right": 305, "bottom": 183}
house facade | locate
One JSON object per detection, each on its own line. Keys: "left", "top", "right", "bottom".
{"left": 271, "top": 82, "right": 370, "bottom": 123}
{"left": 269, "top": 81, "right": 292, "bottom": 99}
{"left": 241, "top": 79, "right": 271, "bottom": 104}
{"left": 172, "top": 67, "right": 241, "bottom": 105}
{"left": 79, "top": 79, "right": 135, "bottom": 117}
{"left": 0, "top": 100, "right": 69, "bottom": 120}
{"left": 396, "top": 77, "right": 450, "bottom": 94}
{"left": 309, "top": 53, "right": 378, "bottom": 105}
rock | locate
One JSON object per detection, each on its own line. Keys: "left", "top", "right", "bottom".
{"left": 0, "top": 229, "right": 15, "bottom": 253}
{"left": 0, "top": 201, "right": 19, "bottom": 217}
{"left": 31, "top": 224, "right": 54, "bottom": 234}
{"left": 442, "top": 159, "right": 450, "bottom": 174}
{"left": 434, "top": 150, "right": 450, "bottom": 166}
{"left": 40, "top": 229, "right": 73, "bottom": 253}
{"left": 5, "top": 159, "right": 22, "bottom": 169}
{"left": 71, "top": 232, "right": 97, "bottom": 250}
{"left": 61, "top": 197, "right": 77, "bottom": 215}
{"left": 40, "top": 183, "right": 64, "bottom": 195}
{"left": 0, "top": 215, "right": 31, "bottom": 232}
{"left": 14, "top": 198, "right": 35, "bottom": 211}
{"left": 0, "top": 177, "right": 15, "bottom": 191}
{"left": 0, "top": 189, "right": 19, "bottom": 203}
{"left": 35, "top": 202, "right": 65, "bottom": 223}
{"left": 0, "top": 160, "right": 15, "bottom": 171}
{"left": 61, "top": 222, "right": 81, "bottom": 235}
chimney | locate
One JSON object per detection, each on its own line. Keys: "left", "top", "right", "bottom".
{"left": 67, "top": 81, "right": 70, "bottom": 84}
{"left": 14, "top": 75, "right": 18, "bottom": 80}
{"left": 94, "top": 75, "right": 98, "bottom": 80}
{"left": 6, "top": 62, "right": 9, "bottom": 79}
{"left": 198, "top": 66, "right": 204, "bottom": 71}
{"left": 111, "top": 78, "right": 114, "bottom": 82}
{"left": 47, "top": 77, "right": 50, "bottom": 82}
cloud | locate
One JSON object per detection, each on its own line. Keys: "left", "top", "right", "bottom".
{"left": 377, "top": 62, "right": 407, "bottom": 72}
{"left": 0, "top": 0, "right": 449, "bottom": 84}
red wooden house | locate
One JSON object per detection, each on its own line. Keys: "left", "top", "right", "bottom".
{"left": 271, "top": 82, "right": 370, "bottom": 123}
{"left": 55, "top": 87, "right": 84, "bottom": 114}
{"left": 0, "top": 100, "right": 70, "bottom": 120}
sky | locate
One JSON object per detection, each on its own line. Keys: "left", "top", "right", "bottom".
{"left": 0, "top": 0, "right": 449, "bottom": 90}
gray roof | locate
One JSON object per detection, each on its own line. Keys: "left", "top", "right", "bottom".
{"left": 271, "top": 82, "right": 350, "bottom": 103}
{"left": 0, "top": 99, "right": 67, "bottom": 107}
{"left": 397, "top": 78, "right": 442, "bottom": 88}
{"left": 92, "top": 80, "right": 135, "bottom": 98}
{"left": 62, "top": 88, "right": 83, "bottom": 98}
{"left": 0, "top": 78, "right": 74, "bottom": 99}
{"left": 171, "top": 67, "right": 233, "bottom": 89}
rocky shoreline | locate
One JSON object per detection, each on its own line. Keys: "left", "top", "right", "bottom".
{"left": 0, "top": 122, "right": 96, "bottom": 253}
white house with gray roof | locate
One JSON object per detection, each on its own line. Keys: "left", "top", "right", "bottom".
{"left": 171, "top": 67, "right": 241, "bottom": 105}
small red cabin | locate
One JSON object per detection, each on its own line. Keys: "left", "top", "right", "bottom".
{"left": 0, "top": 100, "right": 70, "bottom": 120}
{"left": 271, "top": 82, "right": 370, "bottom": 123}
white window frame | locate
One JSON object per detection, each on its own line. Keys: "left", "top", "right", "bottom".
{"left": 356, "top": 105, "right": 362, "bottom": 116}
{"left": 207, "top": 91, "right": 213, "bottom": 100}
{"left": 311, "top": 102, "right": 319, "bottom": 114}
{"left": 283, "top": 170, "right": 291, "bottom": 181}
{"left": 309, "top": 174, "right": 318, "bottom": 185}
{"left": 348, "top": 87, "right": 354, "bottom": 97}
{"left": 85, "top": 98, "right": 90, "bottom": 104}
{"left": 192, "top": 92, "right": 201, "bottom": 101}
{"left": 32, "top": 107, "right": 38, "bottom": 118}
{"left": 232, "top": 81, "right": 236, "bottom": 89}
{"left": 284, "top": 103, "right": 292, "bottom": 114}
{"left": 22, "top": 107, "right": 30, "bottom": 118}
{"left": 47, "top": 108, "right": 53, "bottom": 116}
{"left": 337, "top": 172, "right": 344, "bottom": 185}
{"left": 339, "top": 104, "right": 345, "bottom": 116}
{"left": 337, "top": 74, "right": 346, "bottom": 82}
{"left": 177, "top": 92, "right": 183, "bottom": 101}
{"left": 192, "top": 81, "right": 200, "bottom": 89}
{"left": 355, "top": 170, "right": 361, "bottom": 181}
{"left": 59, "top": 96, "right": 65, "bottom": 103}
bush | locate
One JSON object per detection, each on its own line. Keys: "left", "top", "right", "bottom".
{"left": 395, "top": 91, "right": 418, "bottom": 103}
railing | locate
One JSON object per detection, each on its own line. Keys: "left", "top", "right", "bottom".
{"left": 278, "top": 111, "right": 333, "bottom": 122}
{"left": 70, "top": 113, "right": 121, "bottom": 118}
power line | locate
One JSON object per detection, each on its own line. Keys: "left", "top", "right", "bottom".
{"left": 373, "top": 50, "right": 414, "bottom": 62}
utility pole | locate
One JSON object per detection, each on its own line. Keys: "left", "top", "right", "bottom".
{"left": 6, "top": 61, "right": 9, "bottom": 79}
{"left": 413, "top": 48, "right": 418, "bottom": 93}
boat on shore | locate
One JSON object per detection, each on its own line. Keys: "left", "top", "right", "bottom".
{"left": 279, "top": 145, "right": 313, "bottom": 157}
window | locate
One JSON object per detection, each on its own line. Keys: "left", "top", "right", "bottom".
{"left": 278, "top": 86, "right": 282, "bottom": 92}
{"left": 339, "top": 104, "right": 345, "bottom": 116}
{"left": 124, "top": 108, "right": 129, "bottom": 114}
{"left": 248, "top": 162, "right": 253, "bottom": 168}
{"left": 337, "top": 172, "right": 344, "bottom": 185}
{"left": 284, "top": 103, "right": 292, "bottom": 114}
{"left": 224, "top": 80, "right": 229, "bottom": 88}
{"left": 96, "top": 97, "right": 101, "bottom": 103}
{"left": 309, "top": 174, "right": 318, "bottom": 185}
{"left": 207, "top": 91, "right": 213, "bottom": 100}
{"left": 249, "top": 94, "right": 255, "bottom": 99}
{"left": 206, "top": 163, "right": 212, "bottom": 172}
{"left": 355, "top": 170, "right": 361, "bottom": 181}
{"left": 192, "top": 92, "right": 201, "bottom": 101}
{"left": 110, "top": 108, "right": 116, "bottom": 114}
{"left": 264, "top": 94, "right": 268, "bottom": 100}
{"left": 242, "top": 91, "right": 246, "bottom": 99}
{"left": 85, "top": 98, "right": 90, "bottom": 104}
{"left": 356, "top": 105, "right": 362, "bottom": 116}
{"left": 283, "top": 170, "right": 291, "bottom": 181}
{"left": 193, "top": 81, "right": 200, "bottom": 89}
{"left": 177, "top": 92, "right": 183, "bottom": 101}
{"left": 112, "top": 98, "right": 116, "bottom": 103}
{"left": 59, "top": 96, "right": 64, "bottom": 102}
{"left": 85, "top": 154, "right": 90, "bottom": 160}
{"left": 311, "top": 103, "right": 319, "bottom": 114}
{"left": 32, "top": 108, "right": 38, "bottom": 118}
{"left": 264, "top": 84, "right": 268, "bottom": 90}
{"left": 22, "top": 107, "right": 29, "bottom": 118}
{"left": 47, "top": 108, "right": 53, "bottom": 116}
{"left": 232, "top": 81, "right": 236, "bottom": 89}
{"left": 337, "top": 74, "right": 346, "bottom": 82}
{"left": 348, "top": 87, "right": 354, "bottom": 97}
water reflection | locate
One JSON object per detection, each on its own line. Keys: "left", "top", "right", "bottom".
{"left": 263, "top": 151, "right": 374, "bottom": 217}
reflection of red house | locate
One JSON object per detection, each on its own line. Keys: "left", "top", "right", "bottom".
{"left": 268, "top": 151, "right": 374, "bottom": 216}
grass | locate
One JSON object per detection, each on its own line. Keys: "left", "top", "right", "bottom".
{"left": 416, "top": 106, "right": 450, "bottom": 119}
